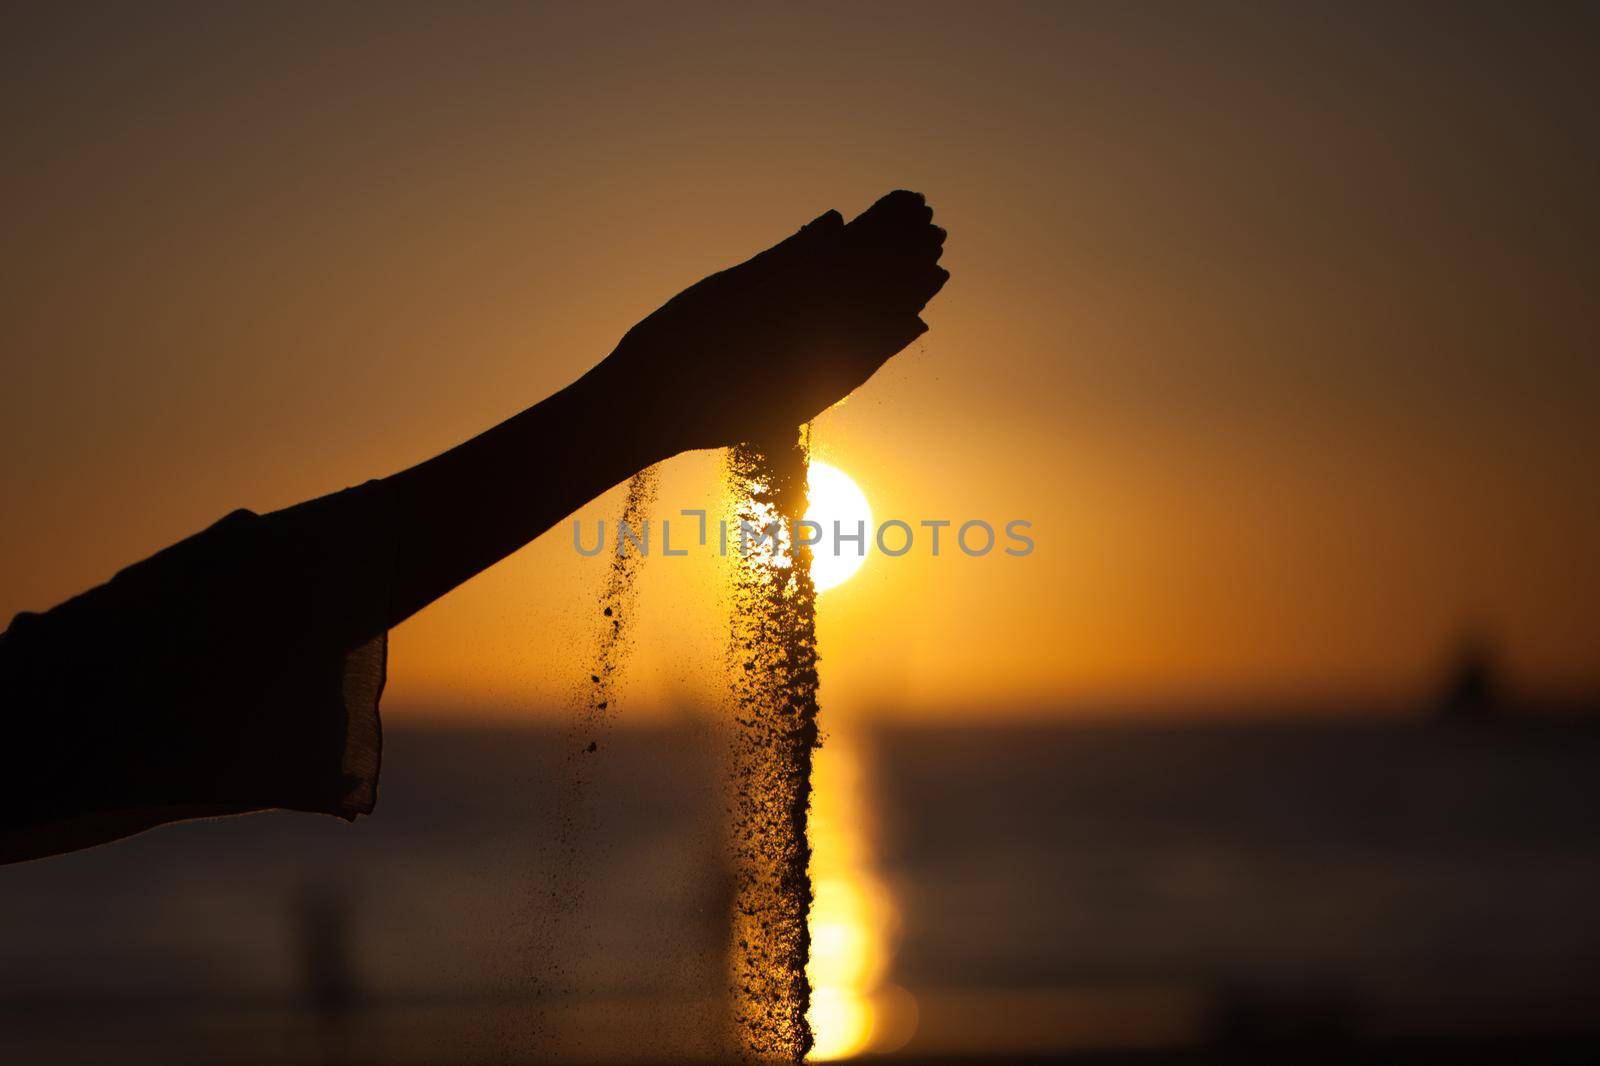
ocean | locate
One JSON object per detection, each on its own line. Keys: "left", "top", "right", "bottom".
{"left": 3, "top": 713, "right": 1598, "bottom": 1063}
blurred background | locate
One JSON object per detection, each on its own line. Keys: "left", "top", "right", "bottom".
{"left": 3, "top": 1, "right": 1598, "bottom": 1062}
{"left": 5, "top": 706, "right": 1600, "bottom": 1063}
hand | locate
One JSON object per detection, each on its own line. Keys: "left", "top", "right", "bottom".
{"left": 601, "top": 190, "right": 949, "bottom": 452}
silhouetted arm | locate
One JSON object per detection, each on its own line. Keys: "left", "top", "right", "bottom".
{"left": 380, "top": 358, "right": 671, "bottom": 627}
{"left": 0, "top": 190, "right": 945, "bottom": 863}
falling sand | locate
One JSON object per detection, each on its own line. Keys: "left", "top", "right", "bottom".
{"left": 584, "top": 467, "right": 659, "bottom": 738}
{"left": 551, "top": 439, "right": 820, "bottom": 1063}
{"left": 725, "top": 431, "right": 820, "bottom": 1061}
{"left": 564, "top": 464, "right": 657, "bottom": 860}
{"left": 527, "top": 467, "right": 658, "bottom": 1057}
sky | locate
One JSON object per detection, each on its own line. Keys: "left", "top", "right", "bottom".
{"left": 2, "top": 2, "right": 1596, "bottom": 721}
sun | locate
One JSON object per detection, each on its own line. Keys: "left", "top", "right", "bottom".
{"left": 806, "top": 461, "right": 872, "bottom": 593}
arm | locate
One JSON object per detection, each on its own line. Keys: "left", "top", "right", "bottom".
{"left": 382, "top": 362, "right": 670, "bottom": 626}
{"left": 0, "top": 190, "right": 945, "bottom": 861}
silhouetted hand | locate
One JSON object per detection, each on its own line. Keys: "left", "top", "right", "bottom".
{"left": 602, "top": 189, "right": 948, "bottom": 451}
{"left": 388, "top": 191, "right": 946, "bottom": 627}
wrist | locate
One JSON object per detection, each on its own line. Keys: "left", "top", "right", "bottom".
{"left": 572, "top": 344, "right": 690, "bottom": 466}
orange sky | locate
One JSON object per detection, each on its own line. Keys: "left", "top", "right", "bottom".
{"left": 3, "top": 3, "right": 1596, "bottom": 720}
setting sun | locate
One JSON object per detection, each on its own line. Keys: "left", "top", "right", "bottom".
{"left": 806, "top": 461, "right": 872, "bottom": 594}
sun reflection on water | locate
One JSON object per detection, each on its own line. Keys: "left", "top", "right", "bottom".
{"left": 806, "top": 734, "right": 917, "bottom": 1061}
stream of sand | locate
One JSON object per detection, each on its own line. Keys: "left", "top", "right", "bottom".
{"left": 724, "top": 433, "right": 819, "bottom": 1060}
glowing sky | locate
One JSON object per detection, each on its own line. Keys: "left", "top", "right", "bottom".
{"left": 2, "top": 3, "right": 1596, "bottom": 718}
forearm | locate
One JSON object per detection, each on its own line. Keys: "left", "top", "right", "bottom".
{"left": 292, "top": 188, "right": 944, "bottom": 634}
{"left": 381, "top": 355, "right": 677, "bottom": 627}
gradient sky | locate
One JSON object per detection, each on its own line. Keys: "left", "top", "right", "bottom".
{"left": 3, "top": 2, "right": 1596, "bottom": 720}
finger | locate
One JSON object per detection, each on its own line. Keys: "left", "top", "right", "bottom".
{"left": 906, "top": 263, "right": 949, "bottom": 313}
{"left": 881, "top": 261, "right": 948, "bottom": 314}
{"left": 853, "top": 189, "right": 927, "bottom": 225}
{"left": 874, "top": 221, "right": 945, "bottom": 261}
{"left": 843, "top": 221, "right": 939, "bottom": 270}
{"left": 840, "top": 311, "right": 929, "bottom": 381}
{"left": 844, "top": 210, "right": 933, "bottom": 251}
{"left": 844, "top": 190, "right": 934, "bottom": 246}
{"left": 842, "top": 251, "right": 949, "bottom": 315}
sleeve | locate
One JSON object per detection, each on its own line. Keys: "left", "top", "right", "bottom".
{"left": 0, "top": 479, "right": 396, "bottom": 865}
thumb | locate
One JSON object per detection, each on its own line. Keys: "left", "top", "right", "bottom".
{"left": 741, "top": 209, "right": 844, "bottom": 277}
{"left": 802, "top": 208, "right": 844, "bottom": 235}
